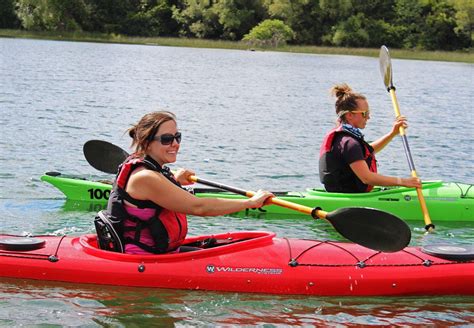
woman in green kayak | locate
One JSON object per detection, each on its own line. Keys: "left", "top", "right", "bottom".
{"left": 319, "top": 83, "right": 422, "bottom": 193}
{"left": 104, "top": 111, "right": 273, "bottom": 254}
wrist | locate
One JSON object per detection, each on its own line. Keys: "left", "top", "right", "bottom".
{"left": 246, "top": 199, "right": 256, "bottom": 208}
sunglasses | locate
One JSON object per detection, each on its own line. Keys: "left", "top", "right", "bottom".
{"left": 152, "top": 132, "right": 182, "bottom": 145}
{"left": 351, "top": 110, "right": 370, "bottom": 118}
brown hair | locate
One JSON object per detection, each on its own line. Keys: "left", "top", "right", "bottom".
{"left": 128, "top": 111, "right": 177, "bottom": 156}
{"left": 330, "top": 83, "right": 366, "bottom": 122}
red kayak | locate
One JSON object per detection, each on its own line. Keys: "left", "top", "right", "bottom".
{"left": 1, "top": 231, "right": 473, "bottom": 296}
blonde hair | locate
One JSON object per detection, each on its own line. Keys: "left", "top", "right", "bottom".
{"left": 330, "top": 83, "right": 366, "bottom": 122}
{"left": 128, "top": 111, "right": 177, "bottom": 156}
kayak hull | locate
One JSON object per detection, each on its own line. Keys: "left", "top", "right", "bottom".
{"left": 41, "top": 173, "right": 474, "bottom": 221}
{"left": 1, "top": 232, "right": 473, "bottom": 296}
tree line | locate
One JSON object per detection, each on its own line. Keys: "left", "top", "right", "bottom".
{"left": 1, "top": 0, "right": 472, "bottom": 51}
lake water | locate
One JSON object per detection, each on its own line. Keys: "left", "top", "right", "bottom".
{"left": 0, "top": 38, "right": 473, "bottom": 326}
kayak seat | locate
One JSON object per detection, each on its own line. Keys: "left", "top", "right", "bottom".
{"left": 183, "top": 237, "right": 218, "bottom": 248}
{"left": 93, "top": 211, "right": 200, "bottom": 254}
{"left": 94, "top": 210, "right": 124, "bottom": 253}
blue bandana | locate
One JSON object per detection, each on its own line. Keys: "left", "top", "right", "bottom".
{"left": 342, "top": 123, "right": 364, "bottom": 139}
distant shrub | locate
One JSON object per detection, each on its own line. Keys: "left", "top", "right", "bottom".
{"left": 242, "top": 19, "right": 294, "bottom": 47}
{"left": 331, "top": 13, "right": 369, "bottom": 47}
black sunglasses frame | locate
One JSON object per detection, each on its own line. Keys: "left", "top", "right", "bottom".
{"left": 152, "top": 132, "right": 182, "bottom": 145}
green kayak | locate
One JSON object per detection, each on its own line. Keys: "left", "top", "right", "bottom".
{"left": 41, "top": 172, "right": 474, "bottom": 222}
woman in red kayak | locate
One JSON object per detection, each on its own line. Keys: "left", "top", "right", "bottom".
{"left": 105, "top": 111, "right": 273, "bottom": 254}
{"left": 319, "top": 83, "right": 422, "bottom": 193}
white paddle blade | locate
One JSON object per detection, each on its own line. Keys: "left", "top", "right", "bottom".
{"left": 379, "top": 45, "right": 393, "bottom": 90}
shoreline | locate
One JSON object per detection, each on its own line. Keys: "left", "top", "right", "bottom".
{"left": 1, "top": 29, "right": 472, "bottom": 64}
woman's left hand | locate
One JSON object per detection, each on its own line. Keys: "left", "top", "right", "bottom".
{"left": 174, "top": 168, "right": 196, "bottom": 185}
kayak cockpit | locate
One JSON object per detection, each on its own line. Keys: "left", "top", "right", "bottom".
{"left": 78, "top": 231, "right": 276, "bottom": 262}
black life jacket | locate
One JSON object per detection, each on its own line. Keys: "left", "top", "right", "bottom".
{"left": 319, "top": 125, "right": 377, "bottom": 193}
{"left": 102, "top": 155, "right": 188, "bottom": 254}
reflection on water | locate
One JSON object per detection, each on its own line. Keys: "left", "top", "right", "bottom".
{"left": 1, "top": 278, "right": 473, "bottom": 326}
{"left": 0, "top": 37, "right": 473, "bottom": 325}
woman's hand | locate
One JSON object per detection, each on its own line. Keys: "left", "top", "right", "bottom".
{"left": 399, "top": 176, "right": 422, "bottom": 188}
{"left": 247, "top": 189, "right": 274, "bottom": 208}
{"left": 174, "top": 168, "right": 195, "bottom": 186}
{"left": 390, "top": 115, "right": 408, "bottom": 136}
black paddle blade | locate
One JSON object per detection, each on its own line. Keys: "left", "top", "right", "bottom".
{"left": 379, "top": 45, "right": 393, "bottom": 90}
{"left": 83, "top": 140, "right": 129, "bottom": 174}
{"left": 325, "top": 207, "right": 411, "bottom": 253}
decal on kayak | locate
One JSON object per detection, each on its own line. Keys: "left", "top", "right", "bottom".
{"left": 87, "top": 188, "right": 110, "bottom": 200}
{"left": 206, "top": 264, "right": 283, "bottom": 275}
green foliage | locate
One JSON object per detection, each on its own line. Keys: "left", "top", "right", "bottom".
{"left": 242, "top": 18, "right": 294, "bottom": 47}
{"left": 172, "top": 0, "right": 221, "bottom": 38}
{"left": 212, "top": 0, "right": 266, "bottom": 40}
{"left": 85, "top": 0, "right": 138, "bottom": 33}
{"left": 15, "top": 0, "right": 93, "bottom": 31}
{"left": 15, "top": 0, "right": 51, "bottom": 30}
{"left": 392, "top": 0, "right": 425, "bottom": 48}
{"left": 319, "top": 0, "right": 352, "bottom": 21}
{"left": 122, "top": 0, "right": 178, "bottom": 36}
{"left": 352, "top": 0, "right": 396, "bottom": 20}
{"left": 449, "top": 0, "right": 473, "bottom": 45}
{"left": 0, "top": 0, "right": 20, "bottom": 28}
{"left": 172, "top": 0, "right": 265, "bottom": 40}
{"left": 421, "top": 1, "right": 469, "bottom": 49}
{"left": 331, "top": 13, "right": 369, "bottom": 47}
{"left": 390, "top": 0, "right": 470, "bottom": 50}
{"left": 6, "top": 0, "right": 473, "bottom": 50}
{"left": 263, "top": 0, "right": 324, "bottom": 44}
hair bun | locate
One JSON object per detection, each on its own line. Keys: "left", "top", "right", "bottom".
{"left": 331, "top": 83, "right": 352, "bottom": 99}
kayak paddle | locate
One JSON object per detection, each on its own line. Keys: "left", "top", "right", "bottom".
{"left": 84, "top": 139, "right": 411, "bottom": 252}
{"left": 379, "top": 45, "right": 435, "bottom": 233}
{"left": 83, "top": 140, "right": 129, "bottom": 174}
{"left": 185, "top": 175, "right": 411, "bottom": 253}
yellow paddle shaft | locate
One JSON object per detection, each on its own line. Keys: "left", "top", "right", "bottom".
{"left": 187, "top": 175, "right": 327, "bottom": 219}
{"left": 389, "top": 89, "right": 434, "bottom": 231}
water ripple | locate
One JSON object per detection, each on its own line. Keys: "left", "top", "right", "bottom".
{"left": 0, "top": 37, "right": 473, "bottom": 326}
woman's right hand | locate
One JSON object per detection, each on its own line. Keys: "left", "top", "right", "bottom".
{"left": 390, "top": 115, "right": 408, "bottom": 137}
{"left": 174, "top": 168, "right": 196, "bottom": 186}
{"left": 400, "top": 177, "right": 422, "bottom": 188}
{"left": 247, "top": 190, "right": 274, "bottom": 208}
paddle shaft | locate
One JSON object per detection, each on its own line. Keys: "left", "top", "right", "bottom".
{"left": 388, "top": 87, "right": 434, "bottom": 231}
{"left": 84, "top": 139, "right": 411, "bottom": 252}
{"left": 187, "top": 174, "right": 411, "bottom": 252}
{"left": 188, "top": 176, "right": 327, "bottom": 219}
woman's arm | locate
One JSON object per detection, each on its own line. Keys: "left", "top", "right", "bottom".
{"left": 126, "top": 170, "right": 272, "bottom": 216}
{"left": 349, "top": 160, "right": 421, "bottom": 188}
{"left": 370, "top": 116, "right": 407, "bottom": 153}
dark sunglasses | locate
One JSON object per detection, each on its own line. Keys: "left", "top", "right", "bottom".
{"left": 152, "top": 132, "right": 182, "bottom": 145}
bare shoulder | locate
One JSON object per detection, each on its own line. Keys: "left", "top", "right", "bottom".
{"left": 131, "top": 168, "right": 165, "bottom": 184}
{"left": 126, "top": 169, "right": 171, "bottom": 199}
